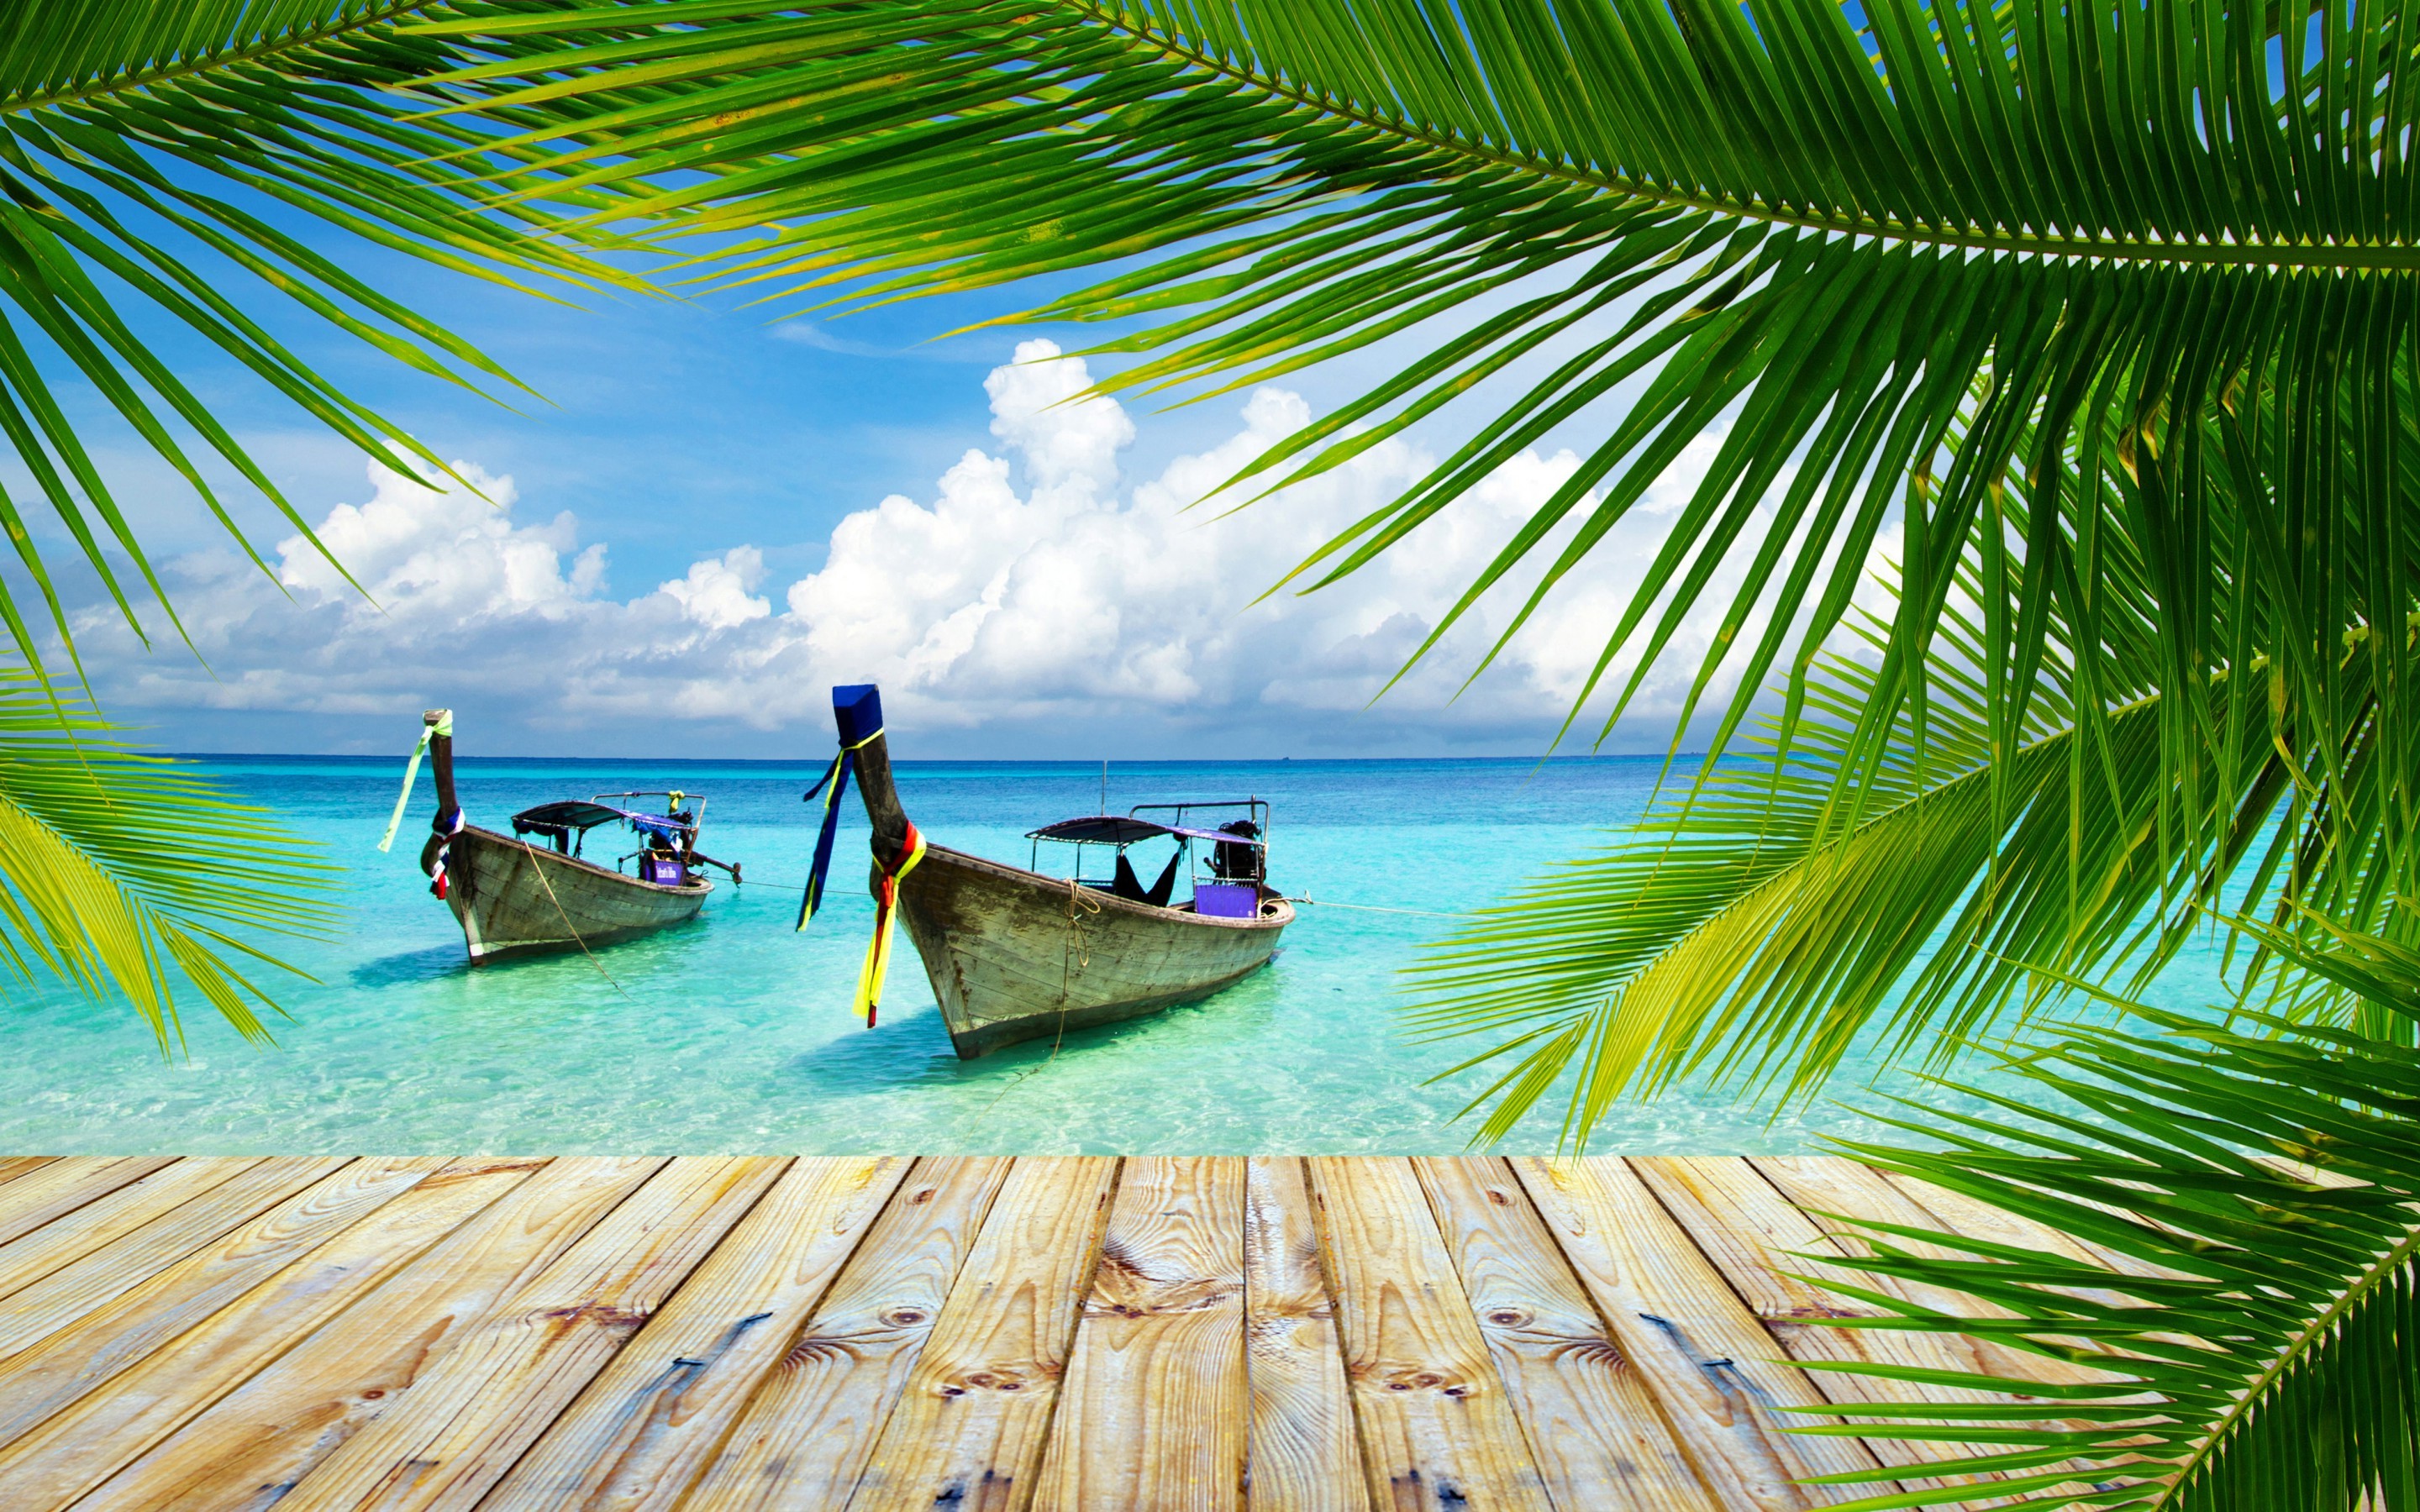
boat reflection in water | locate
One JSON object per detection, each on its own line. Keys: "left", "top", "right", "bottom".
{"left": 814, "top": 684, "right": 1292, "bottom": 1058}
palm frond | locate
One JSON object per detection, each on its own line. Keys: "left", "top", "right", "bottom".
{"left": 1782, "top": 925, "right": 2420, "bottom": 1511}
{"left": 408, "top": 3, "right": 2420, "bottom": 896}
{"left": 0, "top": 0, "right": 656, "bottom": 675}
{"left": 0, "top": 653, "right": 332, "bottom": 1049}
{"left": 1407, "top": 426, "right": 2418, "bottom": 1138}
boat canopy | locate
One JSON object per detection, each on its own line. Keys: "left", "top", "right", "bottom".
{"left": 1025, "top": 815, "right": 1250, "bottom": 847}
{"left": 512, "top": 800, "right": 695, "bottom": 845}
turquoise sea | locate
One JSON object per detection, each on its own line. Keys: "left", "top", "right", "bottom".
{"left": 0, "top": 756, "right": 2232, "bottom": 1156}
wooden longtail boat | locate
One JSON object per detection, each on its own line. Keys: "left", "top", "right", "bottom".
{"left": 403, "top": 710, "right": 738, "bottom": 964}
{"left": 828, "top": 685, "right": 1292, "bottom": 1057}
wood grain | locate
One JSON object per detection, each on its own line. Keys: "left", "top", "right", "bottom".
{"left": 0, "top": 1154, "right": 2167, "bottom": 1512}
{"left": 1033, "top": 1157, "right": 1248, "bottom": 1511}
{"left": 0, "top": 1158, "right": 262, "bottom": 1305}
{"left": 1511, "top": 1158, "right": 1871, "bottom": 1509}
{"left": 1413, "top": 1157, "right": 1716, "bottom": 1512}
{"left": 1753, "top": 1158, "right": 2122, "bottom": 1388}
{"left": 73, "top": 1157, "right": 666, "bottom": 1512}
{"left": 1306, "top": 1156, "right": 1552, "bottom": 1512}
{"left": 271, "top": 1155, "right": 789, "bottom": 1512}
{"left": 681, "top": 1156, "right": 1017, "bottom": 1512}
{"left": 1242, "top": 1157, "right": 1366, "bottom": 1512}
{"left": 1634, "top": 1156, "right": 2028, "bottom": 1498}
{"left": 0, "top": 1157, "right": 544, "bottom": 1510}
{"left": 0, "top": 1157, "right": 346, "bottom": 1362}
{"left": 0, "top": 1158, "right": 55, "bottom": 1194}
{"left": 0, "top": 1158, "right": 432, "bottom": 1448}
{"left": 481, "top": 1156, "right": 910, "bottom": 1512}
{"left": 843, "top": 1156, "right": 1119, "bottom": 1512}
{"left": 1871, "top": 1166, "right": 2178, "bottom": 1296}
{"left": 0, "top": 1158, "right": 176, "bottom": 1251}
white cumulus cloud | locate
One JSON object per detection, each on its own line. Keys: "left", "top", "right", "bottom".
{"left": 71, "top": 339, "right": 1865, "bottom": 753}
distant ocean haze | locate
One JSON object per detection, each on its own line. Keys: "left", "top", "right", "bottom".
{"left": 0, "top": 755, "right": 2238, "bottom": 1154}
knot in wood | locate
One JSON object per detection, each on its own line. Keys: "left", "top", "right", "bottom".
{"left": 1377, "top": 1368, "right": 1455, "bottom": 1393}
{"left": 539, "top": 1301, "right": 648, "bottom": 1335}
{"left": 944, "top": 1367, "right": 1031, "bottom": 1397}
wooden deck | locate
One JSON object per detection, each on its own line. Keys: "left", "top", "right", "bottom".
{"left": 0, "top": 1153, "right": 2115, "bottom": 1510}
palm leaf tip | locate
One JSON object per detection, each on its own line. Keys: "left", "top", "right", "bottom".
{"left": 0, "top": 656, "right": 331, "bottom": 1051}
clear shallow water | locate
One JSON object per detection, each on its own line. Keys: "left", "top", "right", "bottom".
{"left": 0, "top": 755, "right": 2233, "bottom": 1156}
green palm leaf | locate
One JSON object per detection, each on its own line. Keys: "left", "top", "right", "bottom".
{"left": 0, "top": 0, "right": 655, "bottom": 676}
{"left": 0, "top": 653, "right": 331, "bottom": 1048}
{"left": 1407, "top": 427, "right": 2414, "bottom": 1137}
{"left": 410, "top": 2, "right": 2420, "bottom": 890}
{"left": 1781, "top": 924, "right": 2420, "bottom": 1510}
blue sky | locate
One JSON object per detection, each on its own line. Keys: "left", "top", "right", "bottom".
{"left": 16, "top": 205, "right": 1810, "bottom": 761}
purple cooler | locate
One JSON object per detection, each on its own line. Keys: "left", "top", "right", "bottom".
{"left": 1193, "top": 882, "right": 1260, "bottom": 918}
{"left": 644, "top": 858, "right": 689, "bottom": 886}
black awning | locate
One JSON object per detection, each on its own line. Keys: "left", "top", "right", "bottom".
{"left": 511, "top": 801, "right": 630, "bottom": 833}
{"left": 1025, "top": 815, "right": 1174, "bottom": 846}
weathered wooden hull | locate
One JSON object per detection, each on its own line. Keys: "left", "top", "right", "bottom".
{"left": 443, "top": 826, "right": 710, "bottom": 964}
{"left": 895, "top": 843, "right": 1291, "bottom": 1058}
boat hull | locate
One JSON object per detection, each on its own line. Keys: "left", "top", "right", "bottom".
{"left": 894, "top": 843, "right": 1291, "bottom": 1057}
{"left": 443, "top": 826, "right": 711, "bottom": 964}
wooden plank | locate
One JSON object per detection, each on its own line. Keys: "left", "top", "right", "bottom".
{"left": 842, "top": 1156, "right": 1119, "bottom": 1512}
{"left": 1752, "top": 1158, "right": 2142, "bottom": 1507}
{"left": 1873, "top": 1168, "right": 2186, "bottom": 1289}
{"left": 270, "top": 1155, "right": 790, "bottom": 1512}
{"left": 0, "top": 1157, "right": 545, "bottom": 1510}
{"left": 1241, "top": 1157, "right": 1366, "bottom": 1512}
{"left": 1305, "top": 1157, "right": 1552, "bottom": 1512}
{"left": 0, "top": 1158, "right": 176, "bottom": 1250}
{"left": 0, "top": 1157, "right": 434, "bottom": 1449}
{"left": 74, "top": 1158, "right": 666, "bottom": 1512}
{"left": 481, "top": 1156, "right": 911, "bottom": 1511}
{"left": 682, "top": 1156, "right": 1017, "bottom": 1512}
{"left": 1745, "top": 1158, "right": 2117, "bottom": 1391}
{"left": 0, "top": 1157, "right": 347, "bottom": 1363}
{"left": 0, "top": 1158, "right": 53, "bottom": 1192}
{"left": 1634, "top": 1156, "right": 2039, "bottom": 1499}
{"left": 1033, "top": 1157, "right": 1249, "bottom": 1511}
{"left": 1413, "top": 1158, "right": 1718, "bottom": 1512}
{"left": 0, "top": 1158, "right": 263, "bottom": 1305}
{"left": 1512, "top": 1158, "right": 1872, "bottom": 1510}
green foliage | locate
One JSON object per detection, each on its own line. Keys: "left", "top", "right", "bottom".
{"left": 0, "top": 0, "right": 650, "bottom": 677}
{"left": 1786, "top": 925, "right": 2420, "bottom": 1510}
{"left": 1407, "top": 435, "right": 2417, "bottom": 1134}
{"left": 0, "top": 654, "right": 332, "bottom": 1048}
{"left": 418, "top": 0, "right": 2420, "bottom": 838}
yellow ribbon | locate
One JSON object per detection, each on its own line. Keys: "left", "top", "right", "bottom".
{"left": 852, "top": 821, "right": 927, "bottom": 1026}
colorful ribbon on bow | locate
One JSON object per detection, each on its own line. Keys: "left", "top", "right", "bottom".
{"left": 797, "top": 724, "right": 886, "bottom": 932}
{"left": 852, "top": 820, "right": 926, "bottom": 1027}
{"left": 376, "top": 709, "right": 451, "bottom": 853}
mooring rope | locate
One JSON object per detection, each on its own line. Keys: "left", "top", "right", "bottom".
{"left": 527, "top": 848, "right": 633, "bottom": 1001}
{"left": 1286, "top": 895, "right": 1474, "bottom": 920}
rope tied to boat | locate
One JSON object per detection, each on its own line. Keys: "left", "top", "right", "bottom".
{"left": 1064, "top": 876, "right": 1100, "bottom": 974}
{"left": 852, "top": 819, "right": 926, "bottom": 1028}
{"left": 1288, "top": 895, "right": 1473, "bottom": 920}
